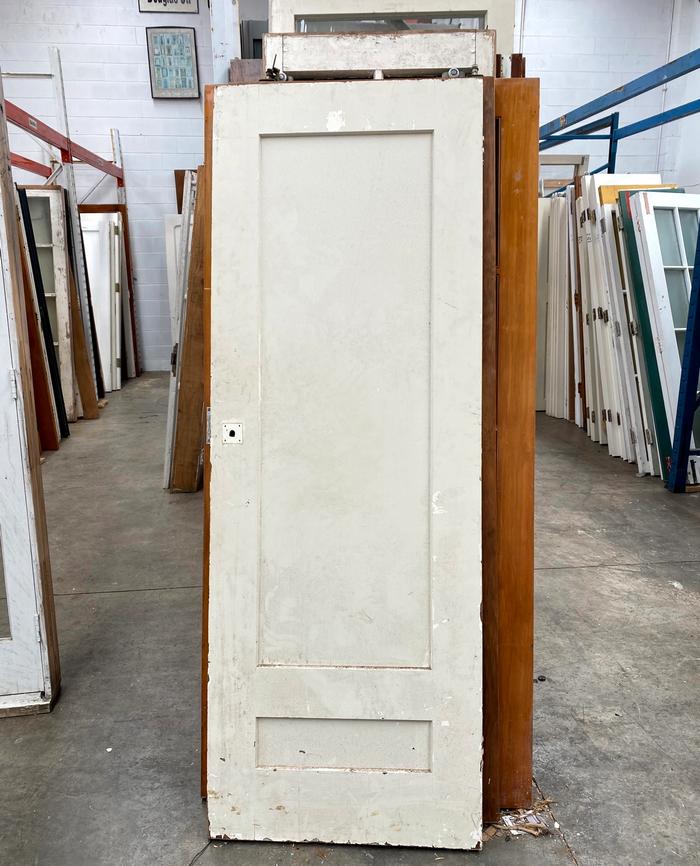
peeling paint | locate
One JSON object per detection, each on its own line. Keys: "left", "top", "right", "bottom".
{"left": 431, "top": 491, "right": 446, "bottom": 514}
{"left": 326, "top": 110, "right": 346, "bottom": 132}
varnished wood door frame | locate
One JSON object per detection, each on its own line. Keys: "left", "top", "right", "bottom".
{"left": 483, "top": 77, "right": 539, "bottom": 818}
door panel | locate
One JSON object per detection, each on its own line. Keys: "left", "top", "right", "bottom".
{"left": 0, "top": 196, "right": 44, "bottom": 698}
{"left": 208, "top": 78, "right": 483, "bottom": 848}
{"left": 81, "top": 213, "right": 121, "bottom": 393}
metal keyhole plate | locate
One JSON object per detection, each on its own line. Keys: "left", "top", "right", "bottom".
{"left": 222, "top": 422, "right": 243, "bottom": 444}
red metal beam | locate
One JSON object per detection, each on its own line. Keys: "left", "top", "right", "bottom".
{"left": 4, "top": 98, "right": 124, "bottom": 182}
{"left": 70, "top": 140, "right": 123, "bottom": 181}
{"left": 5, "top": 99, "right": 69, "bottom": 155}
{"left": 10, "top": 152, "right": 52, "bottom": 178}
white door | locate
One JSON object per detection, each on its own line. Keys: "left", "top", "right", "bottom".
{"left": 109, "top": 217, "right": 122, "bottom": 391}
{"left": 163, "top": 172, "right": 198, "bottom": 489}
{"left": 208, "top": 78, "right": 484, "bottom": 848}
{"left": 0, "top": 181, "right": 45, "bottom": 702}
{"left": 164, "top": 214, "right": 183, "bottom": 345}
{"left": 633, "top": 192, "right": 700, "bottom": 482}
{"left": 81, "top": 213, "right": 123, "bottom": 392}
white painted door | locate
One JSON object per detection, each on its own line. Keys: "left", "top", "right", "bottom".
{"left": 633, "top": 192, "right": 700, "bottom": 482}
{"left": 164, "top": 214, "right": 183, "bottom": 345}
{"left": 208, "top": 78, "right": 483, "bottom": 848}
{"left": 26, "top": 189, "right": 76, "bottom": 422}
{"left": 163, "top": 171, "right": 197, "bottom": 489}
{"left": 109, "top": 218, "right": 122, "bottom": 391}
{"left": 81, "top": 213, "right": 121, "bottom": 392}
{"left": 0, "top": 184, "right": 45, "bottom": 701}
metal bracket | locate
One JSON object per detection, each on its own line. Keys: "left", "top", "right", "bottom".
{"left": 441, "top": 66, "right": 478, "bottom": 79}
{"left": 265, "top": 55, "right": 289, "bottom": 81}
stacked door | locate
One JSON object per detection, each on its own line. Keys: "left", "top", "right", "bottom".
{"left": 207, "top": 78, "right": 484, "bottom": 848}
{"left": 0, "top": 122, "right": 59, "bottom": 713}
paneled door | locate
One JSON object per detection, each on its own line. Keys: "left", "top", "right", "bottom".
{"left": 633, "top": 192, "right": 700, "bottom": 482}
{"left": 208, "top": 78, "right": 484, "bottom": 848}
{"left": 0, "top": 167, "right": 47, "bottom": 707}
{"left": 81, "top": 212, "right": 122, "bottom": 392}
{"left": 25, "top": 188, "right": 77, "bottom": 422}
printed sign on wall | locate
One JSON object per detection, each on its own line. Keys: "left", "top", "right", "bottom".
{"left": 146, "top": 27, "right": 200, "bottom": 98}
{"left": 139, "top": 0, "right": 199, "bottom": 12}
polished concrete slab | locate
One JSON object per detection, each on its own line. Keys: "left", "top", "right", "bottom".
{"left": 0, "top": 377, "right": 697, "bottom": 865}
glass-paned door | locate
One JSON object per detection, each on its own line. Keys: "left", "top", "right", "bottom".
{"left": 634, "top": 192, "right": 700, "bottom": 481}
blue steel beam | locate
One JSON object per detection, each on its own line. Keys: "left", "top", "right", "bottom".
{"left": 617, "top": 98, "right": 700, "bottom": 139}
{"left": 539, "top": 134, "right": 610, "bottom": 151}
{"left": 539, "top": 114, "right": 616, "bottom": 151}
{"left": 539, "top": 48, "right": 700, "bottom": 139}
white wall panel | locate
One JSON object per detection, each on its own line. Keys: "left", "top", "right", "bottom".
{"left": 518, "top": 0, "right": 677, "bottom": 177}
{"left": 0, "top": 0, "right": 213, "bottom": 371}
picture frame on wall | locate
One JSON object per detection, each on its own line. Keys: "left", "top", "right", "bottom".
{"left": 139, "top": 0, "right": 199, "bottom": 12}
{"left": 146, "top": 27, "right": 200, "bottom": 99}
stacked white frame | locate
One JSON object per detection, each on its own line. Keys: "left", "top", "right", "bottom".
{"left": 632, "top": 191, "right": 700, "bottom": 484}
{"left": 617, "top": 199, "right": 666, "bottom": 476}
{"left": 25, "top": 189, "right": 77, "bottom": 422}
{"left": 164, "top": 214, "right": 183, "bottom": 346}
{"left": 535, "top": 198, "right": 551, "bottom": 412}
{"left": 15, "top": 208, "right": 60, "bottom": 435}
{"left": 544, "top": 195, "right": 569, "bottom": 419}
{"left": 80, "top": 212, "right": 123, "bottom": 393}
{"left": 566, "top": 187, "right": 583, "bottom": 428}
{"left": 544, "top": 174, "right": 679, "bottom": 478}
{"left": 267, "top": 0, "right": 516, "bottom": 54}
{"left": 586, "top": 174, "right": 662, "bottom": 467}
{"left": 599, "top": 199, "right": 654, "bottom": 474}
{"left": 0, "top": 88, "right": 57, "bottom": 713}
{"left": 163, "top": 170, "right": 197, "bottom": 490}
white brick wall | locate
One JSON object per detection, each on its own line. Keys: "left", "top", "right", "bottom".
{"left": 518, "top": 0, "right": 675, "bottom": 176}
{"left": 660, "top": 0, "right": 700, "bottom": 190}
{"left": 0, "top": 0, "right": 213, "bottom": 371}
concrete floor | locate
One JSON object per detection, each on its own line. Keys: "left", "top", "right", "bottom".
{"left": 0, "top": 374, "right": 698, "bottom": 865}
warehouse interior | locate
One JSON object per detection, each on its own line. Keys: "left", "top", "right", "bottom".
{"left": 0, "top": 1, "right": 698, "bottom": 865}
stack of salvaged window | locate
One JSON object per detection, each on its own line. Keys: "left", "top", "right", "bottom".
{"left": 542, "top": 174, "right": 700, "bottom": 485}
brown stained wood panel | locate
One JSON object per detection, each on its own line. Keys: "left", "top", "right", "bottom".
{"left": 0, "top": 124, "right": 61, "bottom": 698}
{"left": 19, "top": 236, "right": 60, "bottom": 451}
{"left": 201, "top": 84, "right": 214, "bottom": 799}
{"left": 174, "top": 169, "right": 186, "bottom": 214}
{"left": 494, "top": 77, "right": 539, "bottom": 810}
{"left": 78, "top": 203, "right": 140, "bottom": 377}
{"left": 510, "top": 54, "right": 526, "bottom": 78}
{"left": 229, "top": 58, "right": 264, "bottom": 84}
{"left": 68, "top": 262, "right": 99, "bottom": 420}
{"left": 481, "top": 76, "right": 500, "bottom": 824}
{"left": 573, "top": 175, "right": 587, "bottom": 420}
{"left": 170, "top": 166, "right": 206, "bottom": 493}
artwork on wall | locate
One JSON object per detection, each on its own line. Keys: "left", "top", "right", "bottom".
{"left": 146, "top": 27, "right": 200, "bottom": 98}
{"left": 139, "top": 0, "right": 199, "bottom": 12}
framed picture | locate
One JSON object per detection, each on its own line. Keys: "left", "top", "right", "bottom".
{"left": 139, "top": 0, "right": 199, "bottom": 12}
{"left": 146, "top": 27, "right": 200, "bottom": 99}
